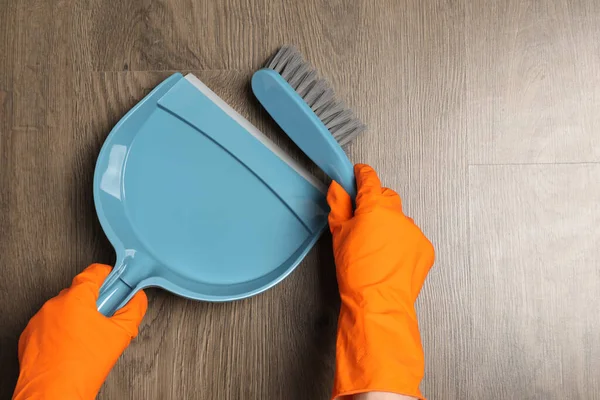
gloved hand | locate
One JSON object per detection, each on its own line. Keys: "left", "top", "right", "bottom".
{"left": 13, "top": 264, "right": 147, "bottom": 400}
{"left": 327, "top": 164, "right": 435, "bottom": 400}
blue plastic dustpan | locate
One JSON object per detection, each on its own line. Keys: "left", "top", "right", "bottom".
{"left": 94, "top": 73, "right": 328, "bottom": 316}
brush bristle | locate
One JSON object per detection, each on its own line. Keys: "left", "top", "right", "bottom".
{"left": 264, "top": 45, "right": 366, "bottom": 146}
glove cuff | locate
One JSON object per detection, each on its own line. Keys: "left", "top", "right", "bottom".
{"left": 332, "top": 296, "right": 425, "bottom": 400}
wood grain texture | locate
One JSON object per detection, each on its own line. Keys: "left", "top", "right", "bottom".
{"left": 0, "top": 0, "right": 79, "bottom": 394}
{"left": 469, "top": 164, "right": 600, "bottom": 399}
{"left": 466, "top": 1, "right": 600, "bottom": 164}
{"left": 72, "top": 0, "right": 273, "bottom": 71}
{"left": 2, "top": 0, "right": 600, "bottom": 399}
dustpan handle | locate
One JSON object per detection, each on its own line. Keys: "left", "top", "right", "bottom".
{"left": 97, "top": 278, "right": 134, "bottom": 317}
{"left": 96, "top": 252, "right": 153, "bottom": 316}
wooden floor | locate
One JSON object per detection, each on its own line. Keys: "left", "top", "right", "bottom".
{"left": 1, "top": 1, "right": 599, "bottom": 399}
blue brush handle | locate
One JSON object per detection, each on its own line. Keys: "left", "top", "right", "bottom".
{"left": 251, "top": 69, "right": 356, "bottom": 199}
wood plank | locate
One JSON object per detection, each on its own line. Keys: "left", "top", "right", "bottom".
{"left": 0, "top": 0, "right": 78, "bottom": 397}
{"left": 0, "top": 0, "right": 17, "bottom": 90}
{"left": 0, "top": 87, "right": 19, "bottom": 400}
{"left": 286, "top": 2, "right": 472, "bottom": 398}
{"left": 0, "top": 0, "right": 17, "bottom": 392}
{"left": 466, "top": 1, "right": 600, "bottom": 164}
{"left": 269, "top": 1, "right": 472, "bottom": 397}
{"left": 72, "top": 0, "right": 273, "bottom": 71}
{"left": 469, "top": 164, "right": 600, "bottom": 399}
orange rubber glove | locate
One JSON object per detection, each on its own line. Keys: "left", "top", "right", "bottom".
{"left": 13, "top": 264, "right": 147, "bottom": 400}
{"left": 327, "top": 164, "right": 435, "bottom": 400}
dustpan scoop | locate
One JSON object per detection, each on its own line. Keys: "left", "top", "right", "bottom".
{"left": 93, "top": 73, "right": 328, "bottom": 316}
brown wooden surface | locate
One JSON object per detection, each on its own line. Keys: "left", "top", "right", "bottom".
{"left": 1, "top": 1, "right": 599, "bottom": 399}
